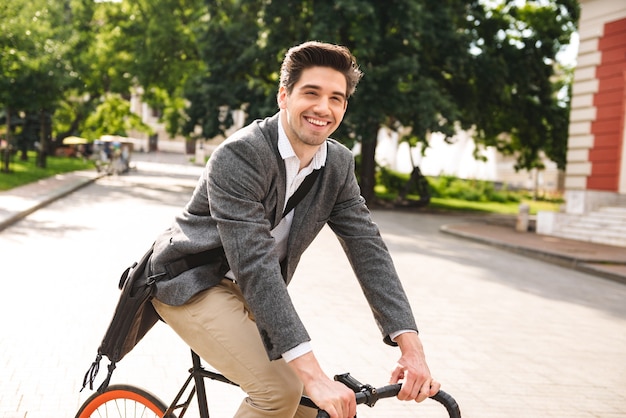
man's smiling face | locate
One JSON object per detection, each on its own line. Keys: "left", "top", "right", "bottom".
{"left": 278, "top": 66, "right": 348, "bottom": 149}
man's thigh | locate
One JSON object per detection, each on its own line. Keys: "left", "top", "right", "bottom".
{"left": 152, "top": 280, "right": 305, "bottom": 400}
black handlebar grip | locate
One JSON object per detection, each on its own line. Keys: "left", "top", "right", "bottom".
{"left": 316, "top": 388, "right": 460, "bottom": 418}
{"left": 370, "top": 383, "right": 402, "bottom": 400}
{"left": 431, "top": 390, "right": 462, "bottom": 418}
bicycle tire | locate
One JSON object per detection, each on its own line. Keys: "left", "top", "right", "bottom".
{"left": 76, "top": 384, "right": 173, "bottom": 418}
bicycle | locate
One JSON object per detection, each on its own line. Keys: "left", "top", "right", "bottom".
{"left": 76, "top": 349, "right": 461, "bottom": 418}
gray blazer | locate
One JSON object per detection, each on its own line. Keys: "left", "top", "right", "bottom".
{"left": 150, "top": 113, "right": 418, "bottom": 360}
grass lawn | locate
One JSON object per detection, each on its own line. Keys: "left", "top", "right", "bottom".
{"left": 375, "top": 187, "right": 561, "bottom": 215}
{"left": 0, "top": 152, "right": 93, "bottom": 191}
{"left": 428, "top": 196, "right": 561, "bottom": 215}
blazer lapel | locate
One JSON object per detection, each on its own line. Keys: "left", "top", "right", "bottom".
{"left": 273, "top": 164, "right": 287, "bottom": 228}
{"left": 259, "top": 114, "right": 288, "bottom": 228}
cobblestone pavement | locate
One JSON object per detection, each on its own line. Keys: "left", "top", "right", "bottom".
{"left": 1, "top": 151, "right": 625, "bottom": 418}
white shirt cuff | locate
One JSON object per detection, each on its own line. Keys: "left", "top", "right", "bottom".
{"left": 282, "top": 342, "right": 313, "bottom": 363}
{"left": 389, "top": 329, "right": 418, "bottom": 342}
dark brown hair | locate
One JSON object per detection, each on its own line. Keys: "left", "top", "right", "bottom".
{"left": 279, "top": 41, "right": 363, "bottom": 98}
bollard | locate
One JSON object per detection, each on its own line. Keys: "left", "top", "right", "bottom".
{"left": 516, "top": 203, "right": 530, "bottom": 232}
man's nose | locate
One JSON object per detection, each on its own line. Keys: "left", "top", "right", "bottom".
{"left": 313, "top": 96, "right": 331, "bottom": 114}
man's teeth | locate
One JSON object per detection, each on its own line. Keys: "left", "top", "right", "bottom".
{"left": 307, "top": 118, "right": 327, "bottom": 126}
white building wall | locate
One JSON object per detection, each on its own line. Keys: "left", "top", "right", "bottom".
{"left": 375, "top": 128, "right": 561, "bottom": 191}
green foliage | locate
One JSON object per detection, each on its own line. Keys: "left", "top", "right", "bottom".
{"left": 377, "top": 166, "right": 429, "bottom": 199}
{"left": 462, "top": 0, "right": 579, "bottom": 171}
{"left": 179, "top": 0, "right": 579, "bottom": 201}
{"left": 428, "top": 175, "right": 520, "bottom": 203}
{"left": 1, "top": 0, "right": 580, "bottom": 192}
{"left": 93, "top": 0, "right": 207, "bottom": 139}
{"left": 375, "top": 167, "right": 563, "bottom": 215}
{"left": 81, "top": 93, "right": 152, "bottom": 140}
{"left": 182, "top": 0, "right": 269, "bottom": 139}
{"left": 377, "top": 167, "right": 410, "bottom": 196}
{"left": 0, "top": 0, "right": 77, "bottom": 110}
{"left": 378, "top": 167, "right": 525, "bottom": 204}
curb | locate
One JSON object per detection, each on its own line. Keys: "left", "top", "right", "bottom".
{"left": 0, "top": 173, "right": 105, "bottom": 232}
{"left": 440, "top": 224, "right": 626, "bottom": 285}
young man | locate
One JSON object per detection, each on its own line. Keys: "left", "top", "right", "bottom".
{"left": 149, "top": 41, "right": 439, "bottom": 418}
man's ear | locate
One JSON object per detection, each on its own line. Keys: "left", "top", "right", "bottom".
{"left": 277, "top": 86, "right": 288, "bottom": 110}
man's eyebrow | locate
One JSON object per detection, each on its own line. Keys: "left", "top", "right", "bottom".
{"left": 300, "top": 84, "right": 347, "bottom": 99}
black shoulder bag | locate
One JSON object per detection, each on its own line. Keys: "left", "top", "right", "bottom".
{"left": 81, "top": 243, "right": 160, "bottom": 393}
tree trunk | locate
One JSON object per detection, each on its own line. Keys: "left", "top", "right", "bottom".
{"left": 36, "top": 109, "right": 47, "bottom": 168}
{"left": 359, "top": 123, "right": 380, "bottom": 203}
{"left": 2, "top": 107, "right": 12, "bottom": 173}
{"left": 185, "top": 138, "right": 196, "bottom": 155}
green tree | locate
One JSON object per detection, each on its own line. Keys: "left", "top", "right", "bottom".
{"left": 0, "top": 0, "right": 93, "bottom": 169}
{"left": 306, "top": 1, "right": 477, "bottom": 201}
{"left": 181, "top": 0, "right": 578, "bottom": 202}
{"left": 1, "top": 0, "right": 579, "bottom": 198}
{"left": 94, "top": 0, "right": 206, "bottom": 138}
{"left": 463, "top": 0, "right": 579, "bottom": 172}
{"left": 181, "top": 0, "right": 274, "bottom": 140}
{"left": 50, "top": 0, "right": 203, "bottom": 148}
{"left": 51, "top": 0, "right": 144, "bottom": 144}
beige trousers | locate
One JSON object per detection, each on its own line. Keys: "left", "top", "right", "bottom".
{"left": 152, "top": 279, "right": 317, "bottom": 418}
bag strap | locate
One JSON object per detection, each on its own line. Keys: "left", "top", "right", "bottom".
{"left": 164, "top": 246, "right": 225, "bottom": 279}
{"left": 282, "top": 167, "right": 323, "bottom": 218}
{"left": 164, "top": 167, "right": 323, "bottom": 280}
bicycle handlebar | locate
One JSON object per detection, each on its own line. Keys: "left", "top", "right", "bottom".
{"left": 314, "top": 382, "right": 461, "bottom": 418}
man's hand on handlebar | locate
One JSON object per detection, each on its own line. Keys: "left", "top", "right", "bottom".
{"left": 288, "top": 352, "right": 356, "bottom": 418}
{"left": 306, "top": 377, "right": 356, "bottom": 418}
{"left": 390, "top": 332, "right": 441, "bottom": 402}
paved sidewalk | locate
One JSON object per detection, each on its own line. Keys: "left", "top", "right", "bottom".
{"left": 0, "top": 169, "right": 104, "bottom": 232}
{"left": 440, "top": 221, "right": 626, "bottom": 284}
{"left": 1, "top": 155, "right": 625, "bottom": 285}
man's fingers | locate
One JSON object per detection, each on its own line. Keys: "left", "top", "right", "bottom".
{"left": 415, "top": 378, "right": 432, "bottom": 402}
{"left": 339, "top": 387, "right": 356, "bottom": 418}
{"left": 397, "top": 373, "right": 441, "bottom": 403}
{"left": 429, "top": 378, "right": 441, "bottom": 396}
{"left": 415, "top": 377, "right": 441, "bottom": 402}
{"left": 396, "top": 369, "right": 419, "bottom": 401}
{"left": 326, "top": 385, "right": 356, "bottom": 418}
{"left": 389, "top": 363, "right": 406, "bottom": 384}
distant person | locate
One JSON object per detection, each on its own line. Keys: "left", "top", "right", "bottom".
{"left": 149, "top": 41, "right": 440, "bottom": 418}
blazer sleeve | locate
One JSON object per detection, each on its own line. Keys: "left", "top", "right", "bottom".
{"left": 326, "top": 152, "right": 418, "bottom": 344}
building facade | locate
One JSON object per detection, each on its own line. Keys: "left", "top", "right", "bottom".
{"left": 565, "top": 0, "right": 626, "bottom": 210}
{"left": 537, "top": 0, "right": 626, "bottom": 247}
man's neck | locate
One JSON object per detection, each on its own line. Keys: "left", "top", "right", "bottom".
{"left": 280, "top": 113, "right": 321, "bottom": 170}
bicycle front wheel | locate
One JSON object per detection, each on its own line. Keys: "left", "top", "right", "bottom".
{"left": 76, "top": 384, "right": 172, "bottom": 418}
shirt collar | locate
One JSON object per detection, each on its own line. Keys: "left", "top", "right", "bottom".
{"left": 277, "top": 114, "right": 327, "bottom": 170}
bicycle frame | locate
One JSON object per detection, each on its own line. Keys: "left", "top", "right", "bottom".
{"left": 163, "top": 349, "right": 461, "bottom": 418}
{"left": 164, "top": 350, "right": 327, "bottom": 417}
{"left": 163, "top": 350, "right": 237, "bottom": 418}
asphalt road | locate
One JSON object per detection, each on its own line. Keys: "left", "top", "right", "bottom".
{"left": 1, "top": 153, "right": 625, "bottom": 417}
